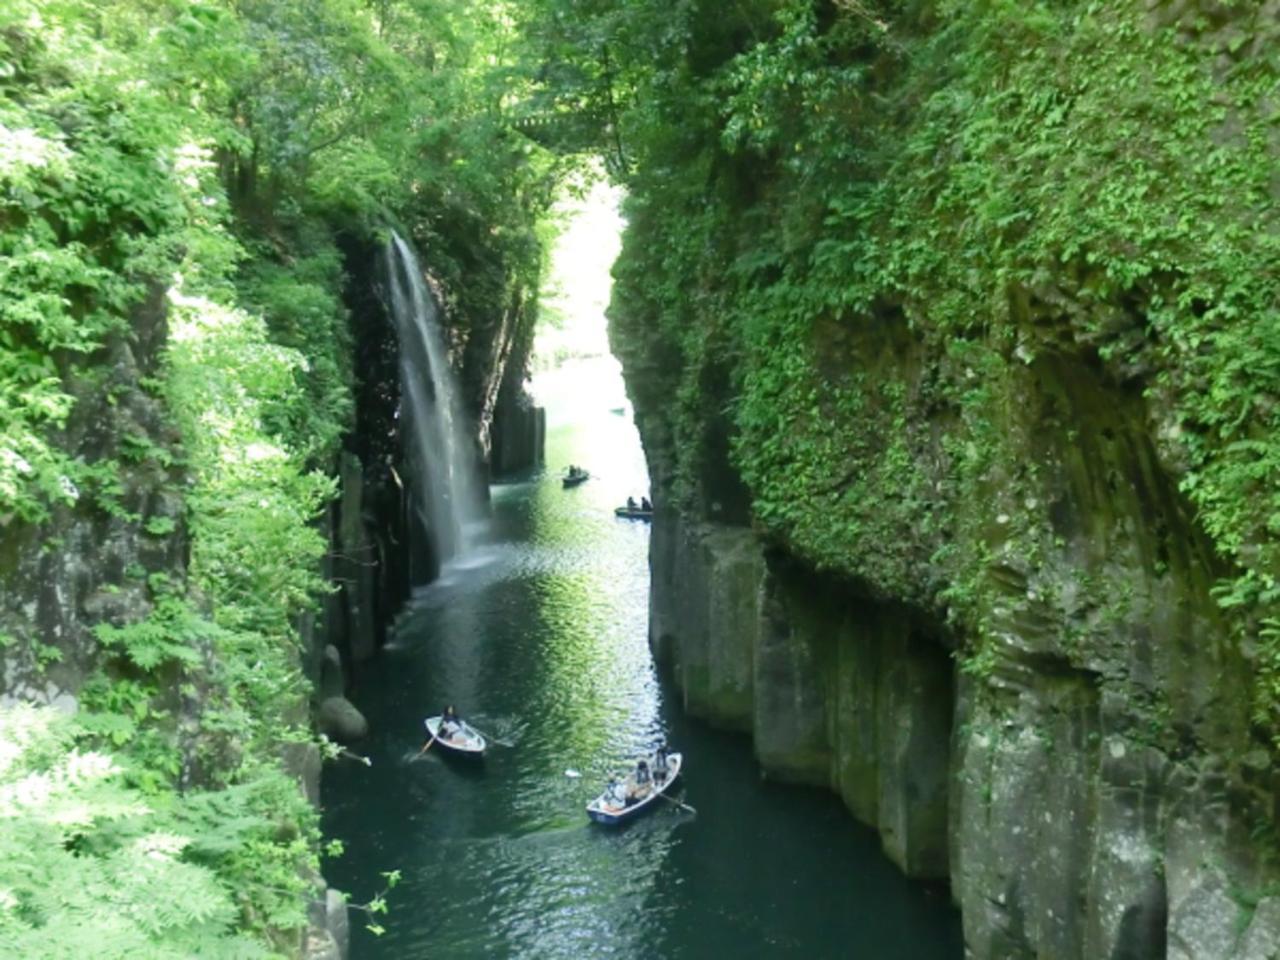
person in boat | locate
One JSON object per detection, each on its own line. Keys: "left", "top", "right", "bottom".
{"left": 605, "top": 775, "right": 627, "bottom": 809}
{"left": 630, "top": 758, "right": 652, "bottom": 801}
{"left": 640, "top": 497, "right": 652, "bottom": 512}
{"left": 439, "top": 705, "right": 460, "bottom": 740}
{"left": 653, "top": 745, "right": 670, "bottom": 782}
{"left": 626, "top": 496, "right": 637, "bottom": 511}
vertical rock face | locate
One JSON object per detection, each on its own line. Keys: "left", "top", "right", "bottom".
{"left": 626, "top": 348, "right": 1280, "bottom": 958}
{"left": 0, "top": 292, "right": 187, "bottom": 710}
{"left": 649, "top": 509, "right": 954, "bottom": 879}
{"left": 489, "top": 307, "right": 546, "bottom": 479}
{"left": 618, "top": 300, "right": 1279, "bottom": 959}
{"left": 604, "top": 4, "right": 1280, "bottom": 947}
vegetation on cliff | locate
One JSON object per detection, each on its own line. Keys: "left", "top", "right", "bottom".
{"left": 528, "top": 1, "right": 1280, "bottom": 749}
{"left": 0, "top": 0, "right": 562, "bottom": 953}
{"left": 5, "top": 0, "right": 1278, "bottom": 952}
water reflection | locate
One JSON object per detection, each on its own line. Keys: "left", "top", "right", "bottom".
{"left": 322, "top": 357, "right": 962, "bottom": 959}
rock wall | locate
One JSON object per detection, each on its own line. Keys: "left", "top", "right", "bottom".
{"left": 648, "top": 506, "right": 1280, "bottom": 956}
{"left": 649, "top": 511, "right": 953, "bottom": 879}
{"left": 616, "top": 261, "right": 1280, "bottom": 959}
{"left": 606, "top": 3, "right": 1280, "bottom": 955}
{"left": 628, "top": 355, "right": 1280, "bottom": 959}
{"left": 0, "top": 288, "right": 186, "bottom": 712}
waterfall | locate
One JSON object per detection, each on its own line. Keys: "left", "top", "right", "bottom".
{"left": 384, "top": 232, "right": 486, "bottom": 565}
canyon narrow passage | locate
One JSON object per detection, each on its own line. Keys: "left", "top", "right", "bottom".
{"left": 322, "top": 357, "right": 962, "bottom": 959}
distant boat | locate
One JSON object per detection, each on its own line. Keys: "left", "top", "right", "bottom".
{"left": 586, "top": 752, "right": 683, "bottom": 825}
{"left": 423, "top": 716, "right": 486, "bottom": 756}
{"left": 614, "top": 505, "right": 653, "bottom": 521}
{"left": 610, "top": 406, "right": 626, "bottom": 416}
{"left": 562, "top": 470, "right": 590, "bottom": 488}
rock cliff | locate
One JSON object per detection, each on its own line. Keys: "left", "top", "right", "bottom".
{"left": 608, "top": 4, "right": 1280, "bottom": 956}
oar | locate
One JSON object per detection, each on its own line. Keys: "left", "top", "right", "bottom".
{"left": 464, "top": 723, "right": 514, "bottom": 748}
{"left": 415, "top": 732, "right": 439, "bottom": 759}
{"left": 340, "top": 748, "right": 373, "bottom": 767}
{"left": 658, "top": 793, "right": 697, "bottom": 815}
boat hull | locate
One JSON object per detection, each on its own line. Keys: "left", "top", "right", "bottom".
{"left": 586, "top": 753, "right": 683, "bottom": 825}
{"left": 613, "top": 507, "right": 653, "bottom": 521}
{"left": 562, "top": 473, "right": 589, "bottom": 488}
{"left": 424, "top": 716, "right": 487, "bottom": 756}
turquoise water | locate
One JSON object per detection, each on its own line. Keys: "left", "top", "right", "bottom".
{"left": 322, "top": 360, "right": 963, "bottom": 958}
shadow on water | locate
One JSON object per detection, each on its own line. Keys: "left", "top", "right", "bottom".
{"left": 322, "top": 357, "right": 963, "bottom": 959}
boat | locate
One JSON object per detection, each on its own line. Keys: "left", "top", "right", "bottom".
{"left": 613, "top": 506, "right": 653, "bottom": 521}
{"left": 586, "top": 751, "right": 683, "bottom": 825}
{"left": 562, "top": 470, "right": 590, "bottom": 488}
{"left": 423, "top": 716, "right": 486, "bottom": 756}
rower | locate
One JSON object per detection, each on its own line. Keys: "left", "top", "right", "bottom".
{"left": 439, "top": 704, "right": 460, "bottom": 739}
{"left": 627, "top": 496, "right": 637, "bottom": 510}
{"left": 640, "top": 497, "right": 652, "bottom": 512}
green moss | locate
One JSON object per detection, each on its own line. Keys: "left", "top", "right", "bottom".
{"left": 605, "top": 0, "right": 1280, "bottom": 745}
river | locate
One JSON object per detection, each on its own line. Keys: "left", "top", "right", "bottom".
{"left": 322, "top": 357, "right": 964, "bottom": 959}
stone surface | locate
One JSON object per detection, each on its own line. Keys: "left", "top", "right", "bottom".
{"left": 336, "top": 454, "right": 378, "bottom": 663}
{"left": 0, "top": 303, "right": 187, "bottom": 706}
{"left": 303, "top": 928, "right": 342, "bottom": 960}
{"left": 325, "top": 887, "right": 350, "bottom": 959}
{"left": 317, "top": 696, "right": 369, "bottom": 743}
{"left": 320, "top": 644, "right": 345, "bottom": 701}
{"left": 1240, "top": 898, "right": 1280, "bottom": 960}
{"left": 283, "top": 740, "right": 323, "bottom": 808}
{"left": 1167, "top": 872, "right": 1243, "bottom": 960}
{"left": 618, "top": 296, "right": 1280, "bottom": 959}
{"left": 490, "top": 384, "right": 545, "bottom": 478}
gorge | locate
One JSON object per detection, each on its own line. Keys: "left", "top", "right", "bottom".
{"left": 1, "top": 1, "right": 1278, "bottom": 958}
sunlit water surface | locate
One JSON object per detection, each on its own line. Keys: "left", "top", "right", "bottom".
{"left": 323, "top": 357, "right": 963, "bottom": 959}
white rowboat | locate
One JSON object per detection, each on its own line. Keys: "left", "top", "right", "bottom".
{"left": 424, "top": 716, "right": 486, "bottom": 756}
{"left": 586, "top": 752, "right": 683, "bottom": 825}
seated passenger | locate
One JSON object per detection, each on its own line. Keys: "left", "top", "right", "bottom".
{"left": 604, "top": 776, "right": 626, "bottom": 808}
{"left": 653, "top": 746, "right": 670, "bottom": 781}
{"left": 635, "top": 759, "right": 651, "bottom": 786}
{"left": 640, "top": 497, "right": 652, "bottom": 512}
{"left": 627, "top": 496, "right": 637, "bottom": 510}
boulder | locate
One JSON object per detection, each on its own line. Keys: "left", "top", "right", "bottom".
{"left": 317, "top": 696, "right": 369, "bottom": 743}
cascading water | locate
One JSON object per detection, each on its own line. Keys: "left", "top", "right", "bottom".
{"left": 384, "top": 232, "right": 487, "bottom": 568}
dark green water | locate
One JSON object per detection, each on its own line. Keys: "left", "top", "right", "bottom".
{"left": 323, "top": 360, "right": 963, "bottom": 959}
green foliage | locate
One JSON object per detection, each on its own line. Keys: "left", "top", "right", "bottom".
{"left": 576, "top": 0, "right": 1280, "bottom": 740}
{"left": 0, "top": 705, "right": 270, "bottom": 959}
{"left": 0, "top": 0, "right": 185, "bottom": 522}
{"left": 3, "top": 2, "right": 572, "bottom": 954}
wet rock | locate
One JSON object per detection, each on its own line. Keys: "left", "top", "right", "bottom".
{"left": 283, "top": 740, "right": 323, "bottom": 807}
{"left": 490, "top": 383, "right": 545, "bottom": 477}
{"left": 336, "top": 454, "right": 377, "bottom": 663}
{"left": 320, "top": 644, "right": 345, "bottom": 701}
{"left": 317, "top": 696, "right": 369, "bottom": 743}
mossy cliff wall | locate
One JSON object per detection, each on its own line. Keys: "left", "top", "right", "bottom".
{"left": 608, "top": 2, "right": 1280, "bottom": 957}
